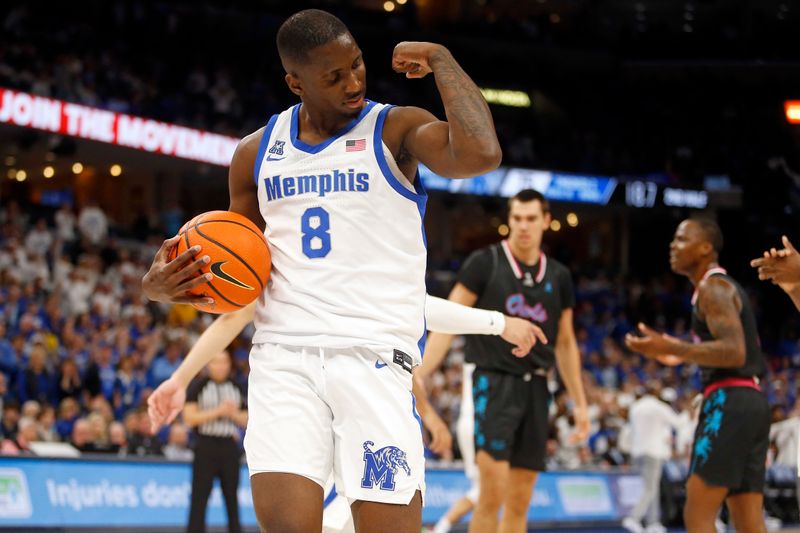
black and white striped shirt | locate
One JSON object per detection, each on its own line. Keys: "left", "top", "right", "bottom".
{"left": 186, "top": 377, "right": 246, "bottom": 438}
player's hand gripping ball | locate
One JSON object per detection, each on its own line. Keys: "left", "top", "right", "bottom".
{"left": 169, "top": 211, "right": 271, "bottom": 313}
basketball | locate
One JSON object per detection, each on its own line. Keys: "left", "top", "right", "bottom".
{"left": 170, "top": 210, "right": 271, "bottom": 314}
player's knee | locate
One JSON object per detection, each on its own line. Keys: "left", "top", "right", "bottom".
{"left": 504, "top": 492, "right": 530, "bottom": 516}
{"left": 477, "top": 477, "right": 506, "bottom": 509}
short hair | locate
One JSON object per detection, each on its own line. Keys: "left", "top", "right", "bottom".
{"left": 508, "top": 189, "right": 550, "bottom": 213}
{"left": 691, "top": 217, "right": 723, "bottom": 254}
{"left": 277, "top": 9, "right": 350, "bottom": 65}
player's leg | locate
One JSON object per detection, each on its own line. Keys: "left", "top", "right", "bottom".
{"left": 684, "top": 474, "right": 728, "bottom": 533}
{"left": 500, "top": 374, "right": 549, "bottom": 533}
{"left": 470, "top": 451, "right": 510, "bottom": 533}
{"left": 245, "top": 343, "right": 334, "bottom": 532}
{"left": 251, "top": 473, "right": 324, "bottom": 532}
{"left": 350, "top": 490, "right": 422, "bottom": 533}
{"left": 725, "top": 492, "right": 766, "bottom": 533}
{"left": 499, "top": 468, "right": 538, "bottom": 533}
{"left": 686, "top": 387, "right": 770, "bottom": 533}
{"left": 723, "top": 391, "right": 770, "bottom": 533}
{"left": 469, "top": 369, "right": 523, "bottom": 533}
{"left": 326, "top": 347, "right": 425, "bottom": 533}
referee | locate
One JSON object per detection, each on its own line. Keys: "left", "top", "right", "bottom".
{"left": 184, "top": 350, "right": 247, "bottom": 533}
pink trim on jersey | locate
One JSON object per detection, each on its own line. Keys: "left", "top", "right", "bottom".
{"left": 691, "top": 266, "right": 728, "bottom": 306}
{"left": 501, "top": 240, "right": 547, "bottom": 283}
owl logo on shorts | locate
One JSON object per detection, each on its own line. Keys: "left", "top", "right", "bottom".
{"left": 360, "top": 440, "right": 411, "bottom": 491}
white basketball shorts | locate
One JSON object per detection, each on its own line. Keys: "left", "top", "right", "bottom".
{"left": 244, "top": 342, "right": 426, "bottom": 505}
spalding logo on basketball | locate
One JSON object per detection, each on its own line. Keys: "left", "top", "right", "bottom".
{"left": 170, "top": 211, "right": 271, "bottom": 314}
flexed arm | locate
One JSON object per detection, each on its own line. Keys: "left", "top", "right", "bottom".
{"left": 388, "top": 42, "right": 502, "bottom": 178}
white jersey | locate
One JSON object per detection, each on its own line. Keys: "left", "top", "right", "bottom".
{"left": 251, "top": 101, "right": 427, "bottom": 361}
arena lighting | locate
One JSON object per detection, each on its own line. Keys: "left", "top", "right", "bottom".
{"left": 786, "top": 100, "right": 800, "bottom": 124}
{"left": 550, "top": 220, "right": 561, "bottom": 231}
{"left": 566, "top": 212, "right": 579, "bottom": 227}
{"left": 0, "top": 87, "right": 238, "bottom": 166}
{"left": 72, "top": 162, "right": 83, "bottom": 174}
{"left": 383, "top": 1, "right": 395, "bottom": 12}
{"left": 498, "top": 224, "right": 509, "bottom": 236}
{"left": 479, "top": 88, "right": 532, "bottom": 108}
{"left": 6, "top": 168, "right": 15, "bottom": 179}
{"left": 397, "top": 0, "right": 407, "bottom": 4}
{"left": 15, "top": 169, "right": 26, "bottom": 181}
{"left": 110, "top": 164, "right": 122, "bottom": 177}
{"left": 43, "top": 166, "right": 54, "bottom": 178}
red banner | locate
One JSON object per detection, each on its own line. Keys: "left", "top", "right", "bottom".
{"left": 0, "top": 87, "right": 239, "bottom": 166}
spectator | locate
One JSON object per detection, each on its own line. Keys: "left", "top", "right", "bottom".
{"left": 163, "top": 423, "right": 194, "bottom": 461}
{"left": 13, "top": 416, "right": 39, "bottom": 453}
{"left": 1, "top": 400, "right": 20, "bottom": 440}
{"left": 108, "top": 421, "right": 128, "bottom": 456}
{"left": 112, "top": 355, "right": 143, "bottom": 418}
{"left": 84, "top": 344, "right": 116, "bottom": 401}
{"left": 55, "top": 397, "right": 80, "bottom": 439}
{"left": 37, "top": 404, "right": 58, "bottom": 442}
{"left": 622, "top": 383, "right": 680, "bottom": 533}
{"left": 77, "top": 202, "right": 108, "bottom": 246}
{"left": 24, "top": 219, "right": 53, "bottom": 257}
{"left": 149, "top": 341, "right": 183, "bottom": 387}
{"left": 126, "top": 409, "right": 163, "bottom": 456}
{"left": 70, "top": 418, "right": 96, "bottom": 453}
{"left": 16, "top": 344, "right": 55, "bottom": 405}
{"left": 56, "top": 358, "right": 83, "bottom": 402}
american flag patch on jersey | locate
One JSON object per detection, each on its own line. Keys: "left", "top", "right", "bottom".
{"left": 345, "top": 139, "right": 366, "bottom": 152}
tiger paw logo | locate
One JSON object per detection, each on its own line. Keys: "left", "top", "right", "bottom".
{"left": 0, "top": 469, "right": 32, "bottom": 518}
{"left": 360, "top": 441, "right": 411, "bottom": 491}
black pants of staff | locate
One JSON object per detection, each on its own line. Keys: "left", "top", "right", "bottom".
{"left": 187, "top": 435, "right": 242, "bottom": 533}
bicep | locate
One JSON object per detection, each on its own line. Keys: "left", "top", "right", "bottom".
{"left": 228, "top": 131, "right": 265, "bottom": 231}
{"left": 390, "top": 107, "right": 479, "bottom": 179}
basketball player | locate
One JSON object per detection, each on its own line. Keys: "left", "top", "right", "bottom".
{"left": 142, "top": 9, "right": 507, "bottom": 531}
{"left": 418, "top": 189, "right": 589, "bottom": 533}
{"left": 148, "top": 297, "right": 545, "bottom": 533}
{"left": 751, "top": 235, "right": 800, "bottom": 311}
{"left": 626, "top": 218, "right": 769, "bottom": 533}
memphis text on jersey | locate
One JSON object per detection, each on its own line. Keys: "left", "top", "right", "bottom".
{"left": 263, "top": 168, "right": 369, "bottom": 202}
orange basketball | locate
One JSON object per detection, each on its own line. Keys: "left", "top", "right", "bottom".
{"left": 170, "top": 210, "right": 271, "bottom": 314}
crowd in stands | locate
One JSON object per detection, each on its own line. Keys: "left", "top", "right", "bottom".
{"left": 3, "top": 1, "right": 793, "bottom": 182}
{"left": 1, "top": 200, "right": 799, "bottom": 482}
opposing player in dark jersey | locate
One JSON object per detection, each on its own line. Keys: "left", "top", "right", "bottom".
{"left": 626, "top": 218, "right": 769, "bottom": 533}
{"left": 423, "top": 189, "right": 589, "bottom": 533}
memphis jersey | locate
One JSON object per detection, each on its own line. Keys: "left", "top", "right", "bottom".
{"left": 251, "top": 101, "right": 428, "bottom": 361}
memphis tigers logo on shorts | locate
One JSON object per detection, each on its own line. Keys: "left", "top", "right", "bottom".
{"left": 360, "top": 440, "right": 411, "bottom": 491}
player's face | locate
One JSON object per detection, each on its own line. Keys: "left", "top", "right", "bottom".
{"left": 286, "top": 34, "right": 366, "bottom": 118}
{"left": 508, "top": 199, "right": 550, "bottom": 250}
{"left": 669, "top": 220, "right": 707, "bottom": 275}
